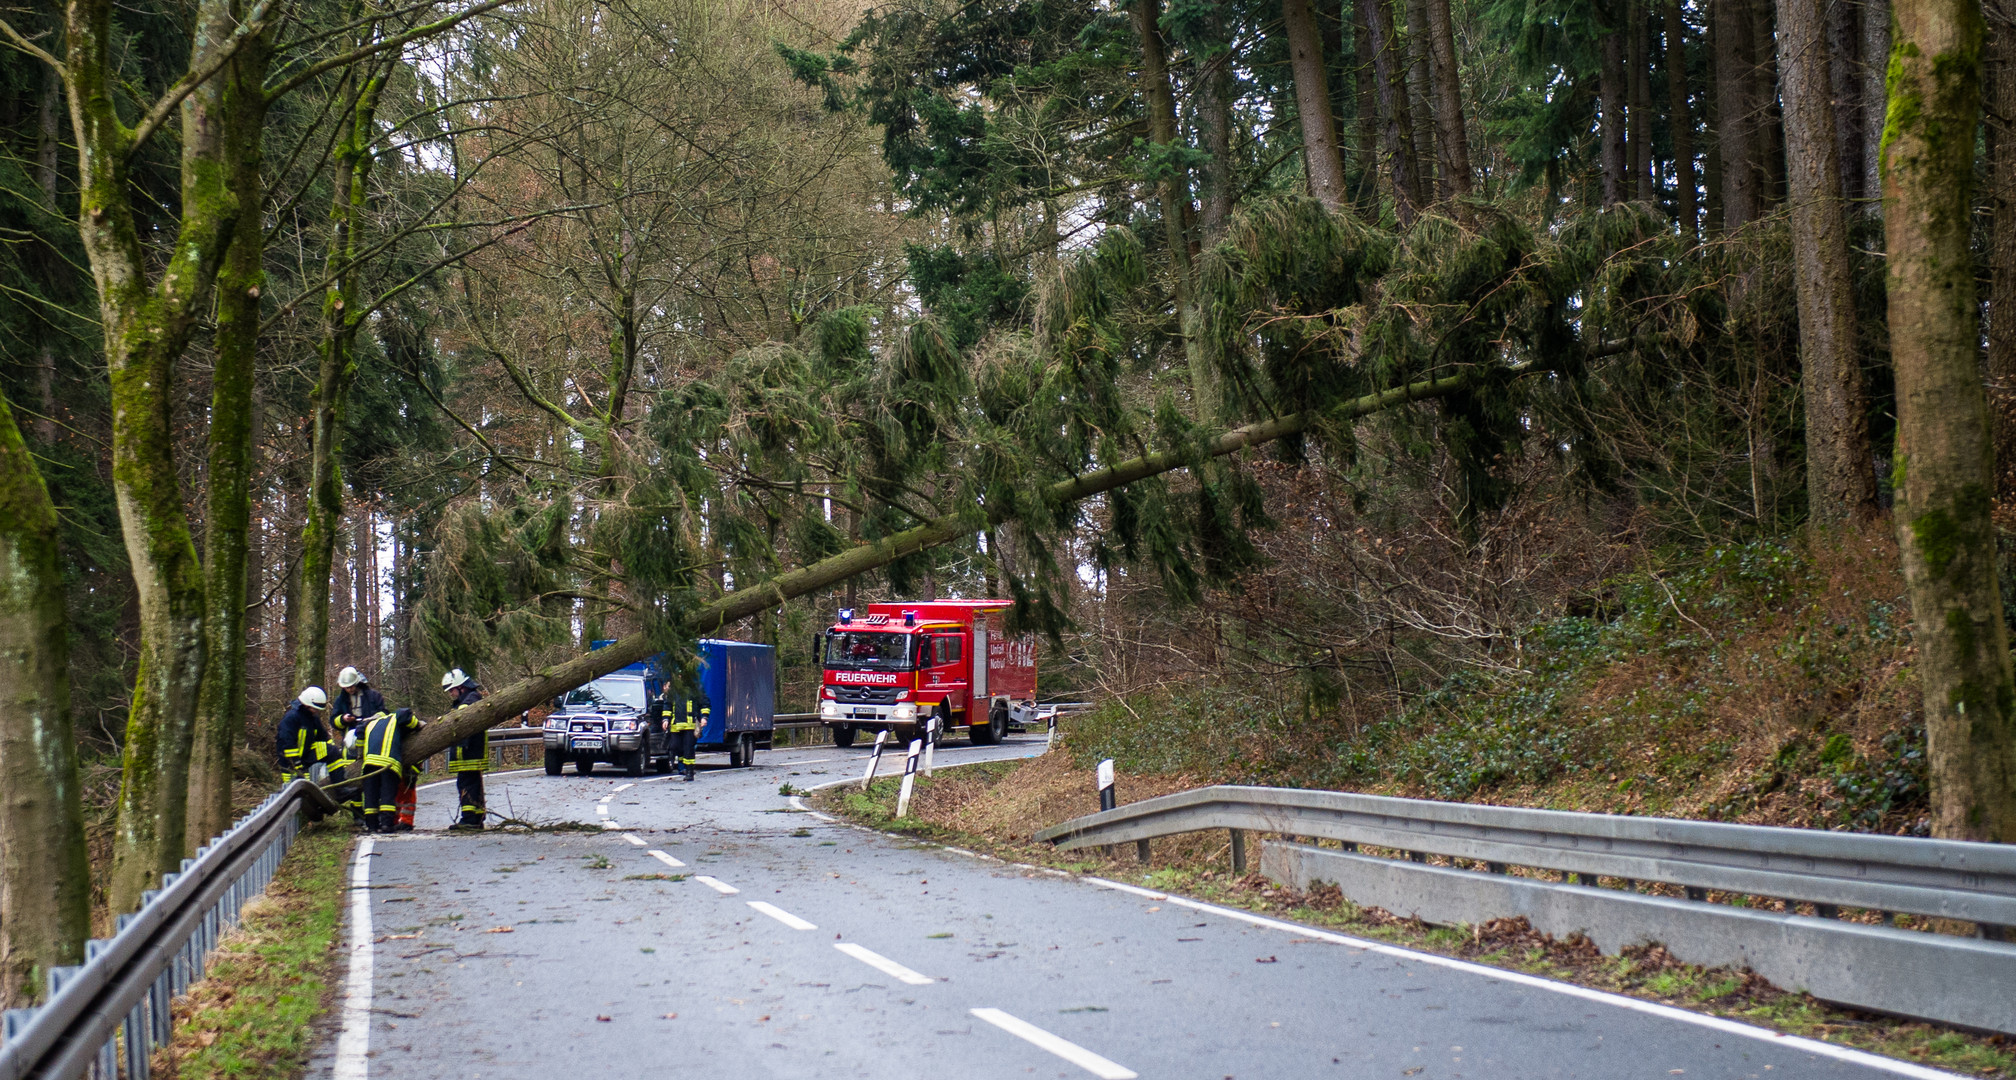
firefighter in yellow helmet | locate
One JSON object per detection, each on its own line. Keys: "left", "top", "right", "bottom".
{"left": 360, "top": 707, "right": 423, "bottom": 833}
{"left": 442, "top": 669, "right": 489, "bottom": 830}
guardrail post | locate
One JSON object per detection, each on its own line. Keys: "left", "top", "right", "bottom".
{"left": 1229, "top": 829, "right": 1247, "bottom": 873}
{"left": 1487, "top": 861, "right": 1507, "bottom": 874}
{"left": 1980, "top": 923, "right": 2009, "bottom": 941}
{"left": 1816, "top": 903, "right": 1840, "bottom": 919}
{"left": 1685, "top": 886, "right": 1708, "bottom": 902}
{"left": 1136, "top": 839, "right": 1150, "bottom": 865}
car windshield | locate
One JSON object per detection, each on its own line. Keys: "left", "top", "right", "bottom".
{"left": 825, "top": 631, "right": 915, "bottom": 669}
{"left": 561, "top": 677, "right": 646, "bottom": 710}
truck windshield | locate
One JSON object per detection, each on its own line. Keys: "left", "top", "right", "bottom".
{"left": 561, "top": 678, "right": 646, "bottom": 710}
{"left": 825, "top": 631, "right": 914, "bottom": 669}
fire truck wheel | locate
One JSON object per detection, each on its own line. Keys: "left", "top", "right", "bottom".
{"left": 972, "top": 704, "right": 1006, "bottom": 745}
{"left": 544, "top": 749, "right": 565, "bottom": 776}
{"left": 832, "top": 724, "right": 857, "bottom": 748}
{"left": 575, "top": 757, "right": 595, "bottom": 776}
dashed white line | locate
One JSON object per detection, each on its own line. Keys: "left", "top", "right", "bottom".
{"left": 600, "top": 820, "right": 621, "bottom": 830}
{"left": 970, "top": 1007, "right": 1137, "bottom": 1079}
{"left": 332, "top": 838, "right": 377, "bottom": 1080}
{"left": 694, "top": 875, "right": 739, "bottom": 894}
{"left": 595, "top": 804, "right": 610, "bottom": 816}
{"left": 747, "top": 901, "right": 817, "bottom": 930}
{"left": 622, "top": 833, "right": 646, "bottom": 847}
{"left": 648, "top": 850, "right": 686, "bottom": 869}
{"left": 613, "top": 783, "right": 634, "bottom": 792}
{"left": 833, "top": 942, "right": 935, "bottom": 986}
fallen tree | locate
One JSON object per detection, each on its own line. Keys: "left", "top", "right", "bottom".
{"left": 401, "top": 367, "right": 1490, "bottom": 762}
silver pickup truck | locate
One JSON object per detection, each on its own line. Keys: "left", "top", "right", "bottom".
{"left": 542, "top": 672, "right": 670, "bottom": 777}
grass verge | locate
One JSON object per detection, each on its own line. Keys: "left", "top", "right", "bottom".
{"left": 151, "top": 818, "right": 354, "bottom": 1080}
{"left": 814, "top": 757, "right": 2015, "bottom": 1078}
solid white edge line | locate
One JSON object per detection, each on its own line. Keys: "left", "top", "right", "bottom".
{"left": 969, "top": 1007, "right": 1137, "bottom": 1080}
{"left": 648, "top": 849, "right": 686, "bottom": 869}
{"left": 1082, "top": 877, "right": 1966, "bottom": 1080}
{"left": 600, "top": 820, "right": 621, "bottom": 830}
{"left": 622, "top": 833, "right": 647, "bottom": 847}
{"left": 833, "top": 942, "right": 936, "bottom": 986}
{"left": 331, "top": 838, "right": 377, "bottom": 1080}
{"left": 787, "top": 794, "right": 835, "bottom": 821}
{"left": 613, "top": 783, "right": 634, "bottom": 792}
{"left": 694, "top": 875, "right": 739, "bottom": 894}
{"left": 747, "top": 900, "right": 818, "bottom": 930}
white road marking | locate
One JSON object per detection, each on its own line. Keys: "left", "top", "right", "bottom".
{"left": 833, "top": 942, "right": 935, "bottom": 986}
{"left": 969, "top": 1007, "right": 1137, "bottom": 1080}
{"left": 332, "top": 838, "right": 377, "bottom": 1080}
{"left": 641, "top": 775, "right": 673, "bottom": 783}
{"left": 786, "top": 795, "right": 835, "bottom": 821}
{"left": 747, "top": 901, "right": 817, "bottom": 930}
{"left": 600, "top": 820, "right": 621, "bottom": 830}
{"left": 419, "top": 766, "right": 542, "bottom": 792}
{"left": 648, "top": 850, "right": 686, "bottom": 869}
{"left": 694, "top": 875, "right": 739, "bottom": 894}
{"left": 595, "top": 804, "right": 610, "bottom": 816}
{"left": 622, "top": 833, "right": 647, "bottom": 846}
{"left": 613, "top": 783, "right": 634, "bottom": 792}
{"left": 1085, "top": 878, "right": 1963, "bottom": 1080}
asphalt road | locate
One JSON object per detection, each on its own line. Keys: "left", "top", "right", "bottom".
{"left": 305, "top": 735, "right": 1955, "bottom": 1080}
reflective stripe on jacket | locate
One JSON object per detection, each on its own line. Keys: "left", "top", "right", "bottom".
{"left": 362, "top": 709, "right": 420, "bottom": 769}
{"left": 445, "top": 685, "right": 489, "bottom": 773}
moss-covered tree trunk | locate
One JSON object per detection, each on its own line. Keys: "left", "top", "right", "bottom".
{"left": 0, "top": 390, "right": 89, "bottom": 1006}
{"left": 1777, "top": 0, "right": 1879, "bottom": 524}
{"left": 60, "top": 0, "right": 256, "bottom": 912}
{"left": 295, "top": 62, "right": 388, "bottom": 694}
{"left": 189, "top": 39, "right": 273, "bottom": 847}
{"left": 1883, "top": 0, "right": 2016, "bottom": 841}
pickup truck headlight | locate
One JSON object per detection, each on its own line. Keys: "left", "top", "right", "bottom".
{"left": 544, "top": 716, "right": 566, "bottom": 730}
{"left": 892, "top": 703, "right": 917, "bottom": 720}
{"left": 819, "top": 701, "right": 840, "bottom": 719}
{"left": 609, "top": 720, "right": 638, "bottom": 732}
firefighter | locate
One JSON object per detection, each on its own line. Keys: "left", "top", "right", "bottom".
{"left": 333, "top": 666, "right": 385, "bottom": 730}
{"left": 324, "top": 709, "right": 367, "bottom": 828}
{"left": 360, "top": 707, "right": 423, "bottom": 833}
{"left": 671, "top": 690, "right": 706, "bottom": 781}
{"left": 442, "top": 668, "right": 489, "bottom": 830}
{"left": 277, "top": 687, "right": 328, "bottom": 782}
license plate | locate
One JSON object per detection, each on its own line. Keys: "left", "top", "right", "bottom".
{"left": 570, "top": 736, "right": 603, "bottom": 750}
{"left": 852, "top": 710, "right": 877, "bottom": 721}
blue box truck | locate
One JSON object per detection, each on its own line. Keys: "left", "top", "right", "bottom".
{"left": 542, "top": 639, "right": 776, "bottom": 776}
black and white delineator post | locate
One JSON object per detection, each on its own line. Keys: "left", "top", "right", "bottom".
{"left": 895, "top": 739, "right": 924, "bottom": 818}
{"left": 923, "top": 714, "right": 939, "bottom": 776}
{"left": 1045, "top": 708, "right": 1058, "bottom": 750}
{"left": 1097, "top": 758, "right": 1117, "bottom": 811}
{"left": 859, "top": 729, "right": 890, "bottom": 790}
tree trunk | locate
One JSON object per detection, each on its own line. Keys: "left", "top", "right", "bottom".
{"left": 1361, "top": 0, "right": 1425, "bottom": 222}
{"left": 1197, "top": 49, "right": 1237, "bottom": 239}
{"left": 1601, "top": 24, "right": 1630, "bottom": 205}
{"left": 1130, "top": 0, "right": 1217, "bottom": 418}
{"left": 1753, "top": 0, "right": 1786, "bottom": 204}
{"left": 1885, "top": 0, "right": 2016, "bottom": 842}
{"left": 1830, "top": 0, "right": 1867, "bottom": 202}
{"left": 189, "top": 39, "right": 272, "bottom": 847}
{"left": 34, "top": 61, "right": 61, "bottom": 447}
{"left": 1352, "top": 0, "right": 1384, "bottom": 211}
{"left": 356, "top": 507, "right": 377, "bottom": 670}
{"left": 1777, "top": 0, "right": 1879, "bottom": 524}
{"left": 0, "top": 390, "right": 89, "bottom": 1006}
{"left": 1715, "top": 0, "right": 1762, "bottom": 227}
{"left": 1667, "top": 0, "right": 1700, "bottom": 234}
{"left": 296, "top": 63, "right": 389, "bottom": 695}
{"left": 1630, "top": 0, "right": 1655, "bottom": 200}
{"left": 1424, "top": 0, "right": 1474, "bottom": 208}
{"left": 1862, "top": 0, "right": 1890, "bottom": 208}
{"left": 1286, "top": 0, "right": 1351, "bottom": 211}
{"left": 1988, "top": 0, "right": 2016, "bottom": 506}
{"left": 66, "top": 0, "right": 251, "bottom": 913}
{"left": 1402, "top": 0, "right": 1442, "bottom": 200}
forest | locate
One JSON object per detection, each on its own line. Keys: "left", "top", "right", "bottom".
{"left": 0, "top": 0, "right": 2011, "bottom": 1011}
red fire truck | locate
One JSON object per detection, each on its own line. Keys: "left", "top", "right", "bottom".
{"left": 816, "top": 600, "right": 1038, "bottom": 747}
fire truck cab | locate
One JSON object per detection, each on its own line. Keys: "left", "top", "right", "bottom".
{"left": 816, "top": 600, "right": 1038, "bottom": 747}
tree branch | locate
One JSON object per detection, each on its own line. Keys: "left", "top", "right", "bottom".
{"left": 264, "top": 0, "right": 515, "bottom": 102}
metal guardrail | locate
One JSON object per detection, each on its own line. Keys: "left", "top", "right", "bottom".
{"left": 1036, "top": 784, "right": 2016, "bottom": 1034}
{"left": 0, "top": 779, "right": 337, "bottom": 1080}
{"left": 1035, "top": 784, "right": 2016, "bottom": 928}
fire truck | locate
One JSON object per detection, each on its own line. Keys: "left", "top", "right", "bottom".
{"left": 816, "top": 600, "right": 1038, "bottom": 747}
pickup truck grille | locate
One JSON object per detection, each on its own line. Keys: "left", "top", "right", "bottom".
{"left": 568, "top": 719, "right": 606, "bottom": 733}
{"left": 832, "top": 686, "right": 902, "bottom": 705}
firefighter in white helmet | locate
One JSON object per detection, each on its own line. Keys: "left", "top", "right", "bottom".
{"left": 277, "top": 687, "right": 328, "bottom": 783}
{"left": 442, "top": 668, "right": 489, "bottom": 830}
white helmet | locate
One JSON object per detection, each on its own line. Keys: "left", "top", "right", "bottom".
{"left": 441, "top": 668, "right": 469, "bottom": 691}
{"left": 299, "top": 686, "right": 328, "bottom": 709}
{"left": 337, "top": 666, "right": 364, "bottom": 689}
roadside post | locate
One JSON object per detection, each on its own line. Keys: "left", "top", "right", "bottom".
{"left": 1045, "top": 709, "right": 1057, "bottom": 750}
{"left": 859, "top": 729, "right": 889, "bottom": 790}
{"left": 923, "top": 714, "right": 939, "bottom": 776}
{"left": 1097, "top": 758, "right": 1116, "bottom": 856}
{"left": 896, "top": 739, "right": 923, "bottom": 818}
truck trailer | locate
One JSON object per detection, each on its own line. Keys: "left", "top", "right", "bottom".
{"left": 816, "top": 600, "right": 1038, "bottom": 747}
{"left": 543, "top": 638, "right": 776, "bottom": 775}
